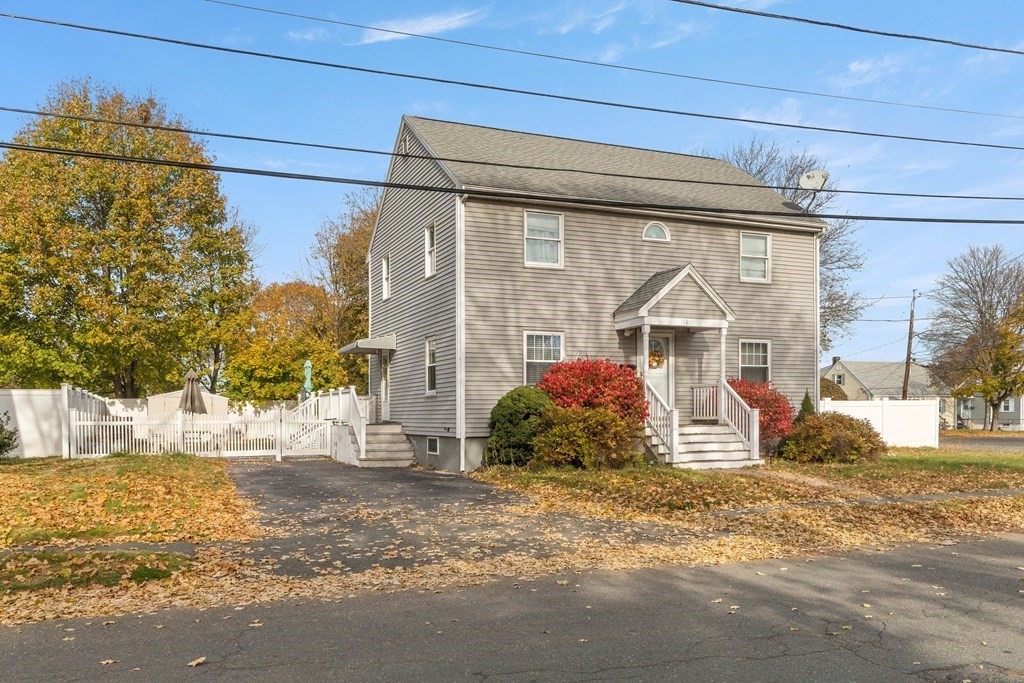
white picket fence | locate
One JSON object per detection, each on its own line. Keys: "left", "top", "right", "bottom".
{"left": 69, "top": 409, "right": 334, "bottom": 460}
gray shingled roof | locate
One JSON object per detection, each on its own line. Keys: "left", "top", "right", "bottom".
{"left": 615, "top": 267, "right": 684, "bottom": 314}
{"left": 821, "top": 361, "right": 947, "bottom": 397}
{"left": 405, "top": 117, "right": 823, "bottom": 226}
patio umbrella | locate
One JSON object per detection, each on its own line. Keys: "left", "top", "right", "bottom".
{"left": 178, "top": 370, "right": 208, "bottom": 414}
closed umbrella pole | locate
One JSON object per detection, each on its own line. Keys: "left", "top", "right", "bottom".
{"left": 178, "top": 370, "right": 208, "bottom": 414}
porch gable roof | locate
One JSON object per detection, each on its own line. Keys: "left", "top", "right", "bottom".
{"left": 613, "top": 264, "right": 736, "bottom": 330}
{"left": 340, "top": 333, "right": 397, "bottom": 355}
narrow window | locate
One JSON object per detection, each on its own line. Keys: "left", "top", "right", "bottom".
{"left": 382, "top": 255, "right": 391, "bottom": 300}
{"left": 424, "top": 224, "right": 436, "bottom": 277}
{"left": 1003, "top": 398, "right": 1014, "bottom": 412}
{"left": 426, "top": 436, "right": 439, "bottom": 456}
{"left": 740, "top": 233, "right": 770, "bottom": 282}
{"left": 642, "top": 222, "right": 669, "bottom": 242}
{"left": 834, "top": 373, "right": 845, "bottom": 386}
{"left": 524, "top": 332, "right": 564, "bottom": 385}
{"left": 425, "top": 339, "right": 437, "bottom": 395}
{"left": 524, "top": 211, "right": 563, "bottom": 268}
{"left": 739, "top": 341, "right": 770, "bottom": 383}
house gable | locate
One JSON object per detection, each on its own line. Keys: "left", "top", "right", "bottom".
{"left": 614, "top": 264, "right": 736, "bottom": 330}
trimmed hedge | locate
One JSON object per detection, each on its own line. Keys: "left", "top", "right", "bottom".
{"left": 780, "top": 412, "right": 886, "bottom": 463}
{"left": 532, "top": 406, "right": 640, "bottom": 470}
{"left": 485, "top": 386, "right": 552, "bottom": 467}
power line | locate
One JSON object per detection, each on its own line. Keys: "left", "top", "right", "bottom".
{"left": 6, "top": 13, "right": 1024, "bottom": 154}
{"left": 205, "top": 0, "right": 1024, "bottom": 122}
{"left": 670, "top": 0, "right": 1024, "bottom": 57}
{"left": 857, "top": 318, "right": 935, "bottom": 323}
{"left": 842, "top": 333, "right": 921, "bottom": 358}
{"left": 7, "top": 105, "right": 1024, "bottom": 204}
{"left": 7, "top": 140, "right": 1024, "bottom": 225}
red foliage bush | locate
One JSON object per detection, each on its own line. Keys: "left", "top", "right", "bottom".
{"left": 727, "top": 378, "right": 794, "bottom": 442}
{"left": 538, "top": 359, "right": 648, "bottom": 426}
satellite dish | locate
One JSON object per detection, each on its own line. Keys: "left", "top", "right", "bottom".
{"left": 799, "top": 169, "right": 829, "bottom": 191}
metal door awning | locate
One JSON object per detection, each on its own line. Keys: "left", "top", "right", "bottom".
{"left": 340, "top": 333, "right": 397, "bottom": 355}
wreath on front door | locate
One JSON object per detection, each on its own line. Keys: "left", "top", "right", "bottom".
{"left": 648, "top": 350, "right": 666, "bottom": 370}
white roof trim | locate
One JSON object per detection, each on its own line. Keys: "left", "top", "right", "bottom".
{"left": 637, "top": 264, "right": 736, "bottom": 321}
{"left": 340, "top": 333, "right": 397, "bottom": 355}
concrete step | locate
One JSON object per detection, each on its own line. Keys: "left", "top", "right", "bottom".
{"left": 674, "top": 458, "right": 764, "bottom": 470}
{"left": 365, "top": 433, "right": 411, "bottom": 445}
{"left": 363, "top": 441, "right": 414, "bottom": 454}
{"left": 357, "top": 455, "right": 415, "bottom": 468}
{"left": 678, "top": 440, "right": 747, "bottom": 454}
{"left": 365, "top": 423, "right": 405, "bottom": 435}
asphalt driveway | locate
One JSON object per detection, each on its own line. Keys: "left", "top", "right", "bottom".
{"left": 226, "top": 460, "right": 697, "bottom": 578}
{"left": 941, "top": 435, "right": 1024, "bottom": 452}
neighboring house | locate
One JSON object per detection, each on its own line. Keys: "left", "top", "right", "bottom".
{"left": 341, "top": 116, "right": 824, "bottom": 471}
{"left": 955, "top": 395, "right": 1024, "bottom": 431}
{"left": 819, "top": 357, "right": 955, "bottom": 427}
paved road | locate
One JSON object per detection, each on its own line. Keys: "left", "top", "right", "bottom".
{"left": 3, "top": 534, "right": 1022, "bottom": 681}
{"left": 941, "top": 435, "right": 1024, "bottom": 452}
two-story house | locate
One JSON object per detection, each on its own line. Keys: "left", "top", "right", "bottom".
{"left": 341, "top": 116, "right": 824, "bottom": 471}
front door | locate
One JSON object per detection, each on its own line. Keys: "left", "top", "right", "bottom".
{"left": 647, "top": 333, "right": 673, "bottom": 405}
{"left": 380, "top": 353, "right": 391, "bottom": 422}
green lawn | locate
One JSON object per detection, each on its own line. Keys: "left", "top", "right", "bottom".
{"left": 0, "top": 453, "right": 261, "bottom": 546}
{"left": 0, "top": 550, "right": 189, "bottom": 592}
{"left": 770, "top": 447, "right": 1024, "bottom": 496}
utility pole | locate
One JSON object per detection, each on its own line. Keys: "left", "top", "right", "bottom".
{"left": 901, "top": 290, "right": 917, "bottom": 400}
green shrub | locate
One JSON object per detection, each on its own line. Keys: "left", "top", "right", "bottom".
{"left": 780, "top": 412, "right": 886, "bottom": 463}
{"left": 820, "top": 377, "right": 847, "bottom": 400}
{"left": 795, "top": 390, "right": 815, "bottom": 424}
{"left": 485, "top": 386, "right": 552, "bottom": 467}
{"left": 532, "top": 406, "right": 640, "bottom": 470}
{"left": 0, "top": 411, "right": 19, "bottom": 458}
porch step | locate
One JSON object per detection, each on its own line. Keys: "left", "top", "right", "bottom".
{"left": 675, "top": 458, "right": 764, "bottom": 471}
{"left": 358, "top": 454, "right": 415, "bottom": 467}
{"left": 362, "top": 432, "right": 411, "bottom": 445}
{"left": 679, "top": 424, "right": 735, "bottom": 435}
{"left": 678, "top": 440, "right": 747, "bottom": 454}
{"left": 678, "top": 432, "right": 745, "bottom": 444}
{"left": 356, "top": 422, "right": 415, "bottom": 467}
{"left": 365, "top": 423, "right": 405, "bottom": 435}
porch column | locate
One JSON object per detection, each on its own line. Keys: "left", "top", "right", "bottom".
{"left": 640, "top": 324, "right": 651, "bottom": 387}
{"left": 718, "top": 327, "right": 727, "bottom": 424}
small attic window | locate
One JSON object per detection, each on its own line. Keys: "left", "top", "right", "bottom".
{"left": 643, "top": 222, "right": 669, "bottom": 242}
{"left": 398, "top": 135, "right": 409, "bottom": 155}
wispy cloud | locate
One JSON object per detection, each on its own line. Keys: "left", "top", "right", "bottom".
{"left": 285, "top": 27, "right": 331, "bottom": 42}
{"left": 358, "top": 9, "right": 485, "bottom": 45}
{"left": 556, "top": 1, "right": 630, "bottom": 35}
{"left": 738, "top": 97, "right": 804, "bottom": 127}
{"left": 596, "top": 43, "right": 625, "bottom": 63}
{"left": 649, "top": 21, "right": 702, "bottom": 49}
{"left": 829, "top": 54, "right": 905, "bottom": 90}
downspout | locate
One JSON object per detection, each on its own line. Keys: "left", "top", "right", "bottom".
{"left": 456, "top": 193, "right": 467, "bottom": 473}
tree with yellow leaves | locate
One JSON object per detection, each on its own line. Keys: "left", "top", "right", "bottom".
{"left": 0, "top": 80, "right": 256, "bottom": 398}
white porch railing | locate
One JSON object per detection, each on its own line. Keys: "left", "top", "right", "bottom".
{"left": 691, "top": 381, "right": 760, "bottom": 460}
{"left": 645, "top": 383, "right": 679, "bottom": 461}
{"left": 347, "top": 386, "right": 368, "bottom": 459}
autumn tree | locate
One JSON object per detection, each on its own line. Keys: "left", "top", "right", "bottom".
{"left": 698, "top": 136, "right": 866, "bottom": 350}
{"left": 301, "top": 189, "right": 380, "bottom": 391}
{"left": 0, "top": 80, "right": 256, "bottom": 398}
{"left": 925, "top": 245, "right": 1024, "bottom": 430}
{"left": 222, "top": 281, "right": 349, "bottom": 402}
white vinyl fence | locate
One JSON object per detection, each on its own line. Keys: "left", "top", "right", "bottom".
{"left": 70, "top": 409, "right": 335, "bottom": 460}
{"left": 819, "top": 397, "right": 939, "bottom": 448}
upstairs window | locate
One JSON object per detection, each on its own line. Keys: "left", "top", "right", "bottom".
{"left": 425, "top": 339, "right": 437, "bottom": 395}
{"left": 524, "top": 332, "right": 563, "bottom": 385}
{"left": 424, "top": 224, "right": 436, "bottom": 277}
{"left": 642, "top": 222, "right": 670, "bottom": 242}
{"left": 834, "top": 373, "right": 845, "bottom": 386}
{"left": 740, "top": 233, "right": 771, "bottom": 282}
{"left": 739, "top": 340, "right": 770, "bottom": 383}
{"left": 524, "top": 211, "right": 563, "bottom": 268}
{"left": 381, "top": 255, "right": 391, "bottom": 300}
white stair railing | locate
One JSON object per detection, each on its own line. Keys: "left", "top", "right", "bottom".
{"left": 645, "top": 383, "right": 679, "bottom": 462}
{"left": 347, "top": 385, "right": 367, "bottom": 459}
{"left": 721, "top": 381, "right": 760, "bottom": 460}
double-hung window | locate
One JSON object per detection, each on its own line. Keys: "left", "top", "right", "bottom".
{"left": 740, "top": 233, "right": 770, "bottom": 282}
{"left": 524, "top": 211, "right": 563, "bottom": 268}
{"left": 425, "top": 339, "right": 437, "bottom": 395}
{"left": 739, "top": 340, "right": 770, "bottom": 383}
{"left": 382, "top": 255, "right": 391, "bottom": 300}
{"left": 424, "top": 224, "right": 436, "bottom": 277}
{"left": 524, "top": 332, "right": 563, "bottom": 385}
{"left": 1003, "top": 398, "right": 1014, "bottom": 412}
{"left": 834, "top": 373, "right": 845, "bottom": 386}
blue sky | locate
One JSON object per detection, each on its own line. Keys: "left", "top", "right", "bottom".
{"left": 2, "top": 0, "right": 1024, "bottom": 363}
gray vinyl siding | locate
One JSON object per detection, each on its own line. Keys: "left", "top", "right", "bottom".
{"left": 367, "top": 125, "right": 458, "bottom": 436}
{"left": 463, "top": 199, "right": 818, "bottom": 437}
